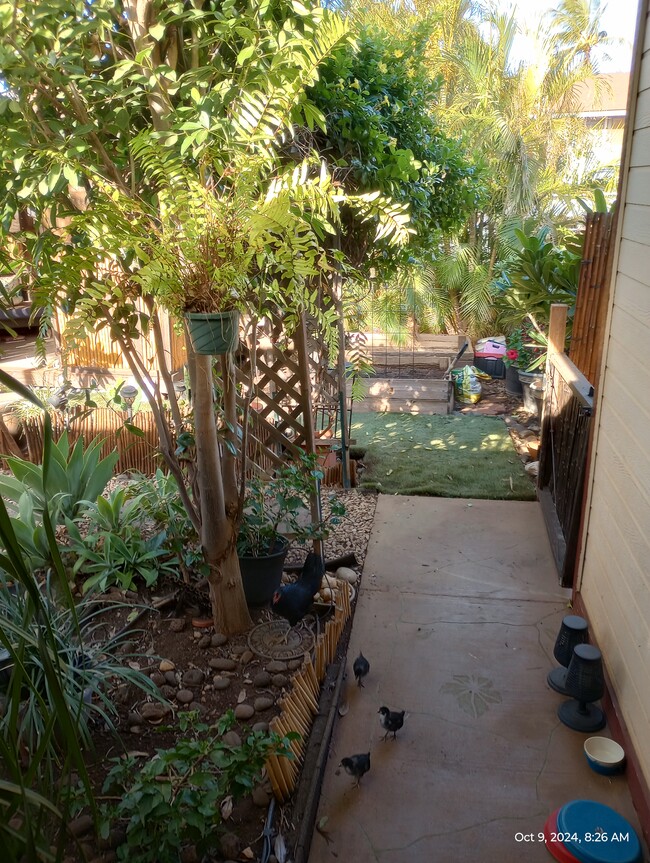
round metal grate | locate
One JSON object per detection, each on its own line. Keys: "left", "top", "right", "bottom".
{"left": 247, "top": 620, "right": 314, "bottom": 661}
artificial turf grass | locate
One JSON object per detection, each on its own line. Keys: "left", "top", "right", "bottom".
{"left": 351, "top": 412, "right": 536, "bottom": 500}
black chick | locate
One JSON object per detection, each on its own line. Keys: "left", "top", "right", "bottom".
{"left": 271, "top": 551, "right": 324, "bottom": 627}
{"left": 353, "top": 652, "right": 370, "bottom": 687}
{"left": 340, "top": 752, "right": 370, "bottom": 787}
{"left": 378, "top": 706, "right": 405, "bottom": 741}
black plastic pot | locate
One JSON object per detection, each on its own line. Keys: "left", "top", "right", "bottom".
{"left": 505, "top": 364, "right": 524, "bottom": 396}
{"left": 238, "top": 537, "right": 290, "bottom": 607}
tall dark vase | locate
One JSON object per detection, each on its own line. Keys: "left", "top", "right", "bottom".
{"left": 505, "top": 364, "right": 523, "bottom": 396}
{"left": 238, "top": 537, "right": 289, "bottom": 607}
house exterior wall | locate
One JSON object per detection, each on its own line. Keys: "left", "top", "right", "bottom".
{"left": 578, "top": 0, "right": 650, "bottom": 790}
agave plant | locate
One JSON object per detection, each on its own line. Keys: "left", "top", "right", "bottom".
{"left": 0, "top": 431, "right": 119, "bottom": 522}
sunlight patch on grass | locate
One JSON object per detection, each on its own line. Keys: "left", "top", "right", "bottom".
{"left": 352, "top": 412, "right": 535, "bottom": 500}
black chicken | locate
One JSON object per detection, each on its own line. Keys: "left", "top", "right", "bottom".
{"left": 378, "top": 706, "right": 405, "bottom": 741}
{"left": 271, "top": 551, "right": 324, "bottom": 627}
{"left": 353, "top": 652, "right": 370, "bottom": 687}
{"left": 339, "top": 752, "right": 370, "bottom": 787}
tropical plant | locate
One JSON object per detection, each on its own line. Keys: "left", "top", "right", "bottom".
{"left": 237, "top": 451, "right": 346, "bottom": 557}
{"left": 0, "top": 371, "right": 95, "bottom": 860}
{"left": 0, "top": 432, "right": 119, "bottom": 522}
{"left": 0, "top": 574, "right": 158, "bottom": 754}
{"left": 126, "top": 470, "right": 205, "bottom": 579}
{"left": 496, "top": 228, "right": 581, "bottom": 332}
{"left": 65, "top": 489, "right": 177, "bottom": 594}
{"left": 98, "top": 710, "right": 297, "bottom": 863}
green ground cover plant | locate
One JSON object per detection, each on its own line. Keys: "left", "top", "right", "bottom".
{"left": 352, "top": 413, "right": 535, "bottom": 500}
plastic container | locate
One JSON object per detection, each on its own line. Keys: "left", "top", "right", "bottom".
{"left": 473, "top": 355, "right": 505, "bottom": 379}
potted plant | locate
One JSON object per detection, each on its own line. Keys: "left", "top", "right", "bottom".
{"left": 236, "top": 452, "right": 346, "bottom": 606}
{"left": 139, "top": 183, "right": 260, "bottom": 356}
{"left": 503, "top": 325, "right": 546, "bottom": 410}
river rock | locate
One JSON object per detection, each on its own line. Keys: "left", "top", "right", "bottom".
{"left": 164, "top": 670, "right": 178, "bottom": 685}
{"left": 68, "top": 815, "right": 94, "bottom": 838}
{"left": 209, "top": 657, "right": 237, "bottom": 671}
{"left": 335, "top": 566, "right": 358, "bottom": 584}
{"left": 253, "top": 671, "right": 272, "bottom": 688}
{"left": 240, "top": 650, "right": 254, "bottom": 665}
{"left": 169, "top": 618, "right": 186, "bottom": 632}
{"left": 253, "top": 696, "right": 274, "bottom": 712}
{"left": 266, "top": 660, "right": 288, "bottom": 673}
{"left": 198, "top": 635, "right": 211, "bottom": 649}
{"left": 220, "top": 834, "right": 241, "bottom": 860}
{"left": 272, "top": 674, "right": 288, "bottom": 688}
{"left": 176, "top": 689, "right": 194, "bottom": 704}
{"left": 222, "top": 731, "right": 241, "bottom": 747}
{"left": 159, "top": 659, "right": 175, "bottom": 672}
{"left": 160, "top": 685, "right": 177, "bottom": 699}
{"left": 183, "top": 669, "right": 205, "bottom": 687}
{"left": 140, "top": 702, "right": 171, "bottom": 722}
{"left": 287, "top": 659, "right": 303, "bottom": 671}
{"left": 252, "top": 785, "right": 271, "bottom": 807}
{"left": 252, "top": 721, "right": 269, "bottom": 733}
{"left": 213, "top": 676, "right": 231, "bottom": 690}
{"left": 230, "top": 644, "right": 246, "bottom": 657}
{"left": 211, "top": 633, "right": 228, "bottom": 647}
{"left": 234, "top": 703, "right": 255, "bottom": 720}
{"left": 149, "top": 672, "right": 165, "bottom": 687}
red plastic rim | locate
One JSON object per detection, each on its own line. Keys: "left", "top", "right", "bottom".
{"left": 544, "top": 809, "right": 583, "bottom": 863}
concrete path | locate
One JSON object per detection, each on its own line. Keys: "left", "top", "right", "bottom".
{"left": 309, "top": 496, "right": 646, "bottom": 863}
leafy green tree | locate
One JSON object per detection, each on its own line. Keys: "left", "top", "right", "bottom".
{"left": 0, "top": 0, "right": 365, "bottom": 634}
{"left": 307, "top": 19, "right": 482, "bottom": 270}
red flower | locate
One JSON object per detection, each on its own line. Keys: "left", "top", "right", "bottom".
{"left": 506, "top": 349, "right": 519, "bottom": 360}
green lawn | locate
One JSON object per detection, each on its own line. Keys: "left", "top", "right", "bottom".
{"left": 351, "top": 412, "right": 536, "bottom": 500}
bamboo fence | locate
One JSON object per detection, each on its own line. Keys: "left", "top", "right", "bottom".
{"left": 264, "top": 579, "right": 352, "bottom": 802}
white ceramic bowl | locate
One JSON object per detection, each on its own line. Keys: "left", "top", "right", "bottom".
{"left": 584, "top": 736, "right": 626, "bottom": 775}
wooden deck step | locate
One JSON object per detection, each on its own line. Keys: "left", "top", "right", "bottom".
{"left": 349, "top": 378, "right": 453, "bottom": 415}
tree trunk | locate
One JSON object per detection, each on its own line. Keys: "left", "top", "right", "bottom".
{"left": 193, "top": 351, "right": 252, "bottom": 635}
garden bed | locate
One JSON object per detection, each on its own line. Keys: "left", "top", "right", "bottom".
{"left": 66, "top": 490, "right": 377, "bottom": 862}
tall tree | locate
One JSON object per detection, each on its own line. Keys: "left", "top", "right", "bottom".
{"left": 0, "top": 0, "right": 356, "bottom": 634}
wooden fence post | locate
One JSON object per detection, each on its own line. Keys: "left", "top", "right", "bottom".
{"left": 547, "top": 304, "right": 569, "bottom": 369}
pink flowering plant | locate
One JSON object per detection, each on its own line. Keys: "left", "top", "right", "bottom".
{"left": 503, "top": 326, "right": 545, "bottom": 371}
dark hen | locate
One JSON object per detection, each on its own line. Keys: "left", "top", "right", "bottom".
{"left": 353, "top": 652, "right": 370, "bottom": 687}
{"left": 271, "top": 551, "right": 324, "bottom": 627}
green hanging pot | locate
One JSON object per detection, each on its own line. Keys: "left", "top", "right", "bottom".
{"left": 185, "top": 310, "right": 240, "bottom": 355}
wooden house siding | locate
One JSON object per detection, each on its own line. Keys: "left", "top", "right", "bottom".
{"left": 578, "top": 0, "right": 650, "bottom": 789}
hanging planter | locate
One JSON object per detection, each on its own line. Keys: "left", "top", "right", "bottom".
{"left": 185, "top": 310, "right": 240, "bottom": 355}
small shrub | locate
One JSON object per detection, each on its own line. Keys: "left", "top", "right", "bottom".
{"left": 66, "top": 487, "right": 178, "bottom": 593}
{"left": 99, "top": 711, "right": 297, "bottom": 863}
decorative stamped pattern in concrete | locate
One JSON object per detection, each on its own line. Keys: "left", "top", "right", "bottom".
{"left": 440, "top": 674, "right": 503, "bottom": 718}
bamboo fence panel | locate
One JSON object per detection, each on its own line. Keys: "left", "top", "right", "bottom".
{"left": 264, "top": 580, "right": 353, "bottom": 802}
{"left": 19, "top": 407, "right": 171, "bottom": 475}
{"left": 569, "top": 212, "right": 616, "bottom": 388}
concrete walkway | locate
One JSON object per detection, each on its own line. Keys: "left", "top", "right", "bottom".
{"left": 309, "top": 496, "right": 646, "bottom": 863}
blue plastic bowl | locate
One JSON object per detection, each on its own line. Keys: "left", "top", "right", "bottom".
{"left": 584, "top": 737, "right": 626, "bottom": 775}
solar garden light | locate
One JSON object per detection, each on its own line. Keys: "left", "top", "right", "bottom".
{"left": 120, "top": 385, "right": 138, "bottom": 420}
{"left": 548, "top": 614, "right": 589, "bottom": 695}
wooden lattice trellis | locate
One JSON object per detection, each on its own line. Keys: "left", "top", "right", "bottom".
{"left": 235, "top": 312, "right": 345, "bottom": 478}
